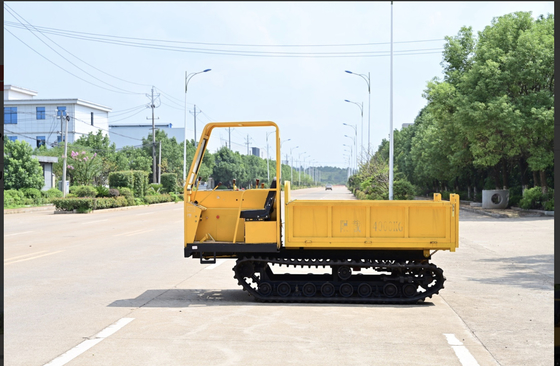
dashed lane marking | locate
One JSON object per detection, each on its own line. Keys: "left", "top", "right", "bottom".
{"left": 444, "top": 333, "right": 480, "bottom": 366}
{"left": 5, "top": 230, "right": 34, "bottom": 237}
{"left": 5, "top": 250, "right": 65, "bottom": 265}
{"left": 43, "top": 318, "right": 134, "bottom": 366}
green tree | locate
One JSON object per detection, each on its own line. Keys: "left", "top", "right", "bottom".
{"left": 4, "top": 140, "right": 44, "bottom": 190}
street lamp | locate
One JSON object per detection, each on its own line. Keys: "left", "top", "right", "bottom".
{"left": 183, "top": 68, "right": 211, "bottom": 183}
{"left": 298, "top": 152, "right": 306, "bottom": 186}
{"left": 344, "top": 100, "right": 363, "bottom": 162}
{"left": 344, "top": 134, "right": 357, "bottom": 174}
{"left": 266, "top": 131, "right": 275, "bottom": 183}
{"left": 343, "top": 123, "right": 358, "bottom": 173}
{"left": 290, "top": 146, "right": 299, "bottom": 183}
{"left": 345, "top": 70, "right": 371, "bottom": 155}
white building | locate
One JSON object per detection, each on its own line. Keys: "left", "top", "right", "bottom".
{"left": 4, "top": 85, "right": 112, "bottom": 148}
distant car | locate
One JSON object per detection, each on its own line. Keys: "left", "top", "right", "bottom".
{"left": 325, "top": 184, "right": 333, "bottom": 191}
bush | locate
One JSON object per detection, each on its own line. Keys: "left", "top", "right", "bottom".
{"left": 178, "top": 194, "right": 185, "bottom": 201}
{"left": 44, "top": 187, "right": 63, "bottom": 199}
{"left": 109, "top": 171, "right": 133, "bottom": 190}
{"left": 169, "top": 192, "right": 179, "bottom": 202}
{"left": 52, "top": 197, "right": 95, "bottom": 213}
{"left": 94, "top": 196, "right": 128, "bottom": 209}
{"left": 109, "top": 188, "right": 120, "bottom": 197}
{"left": 132, "top": 171, "right": 149, "bottom": 198}
{"left": 161, "top": 173, "right": 178, "bottom": 193}
{"left": 95, "top": 185, "right": 111, "bottom": 198}
{"left": 393, "top": 179, "right": 415, "bottom": 200}
{"left": 20, "top": 188, "right": 43, "bottom": 204}
{"left": 145, "top": 187, "right": 160, "bottom": 196}
{"left": 72, "top": 185, "right": 98, "bottom": 197}
{"left": 134, "top": 198, "right": 145, "bottom": 206}
{"left": 4, "top": 189, "right": 25, "bottom": 207}
{"left": 148, "top": 183, "right": 163, "bottom": 192}
{"left": 118, "top": 187, "right": 135, "bottom": 206}
{"left": 144, "top": 194, "right": 173, "bottom": 204}
{"left": 508, "top": 194, "right": 522, "bottom": 208}
{"left": 519, "top": 187, "right": 554, "bottom": 210}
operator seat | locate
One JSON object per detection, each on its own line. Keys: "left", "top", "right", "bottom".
{"left": 240, "top": 179, "right": 277, "bottom": 221}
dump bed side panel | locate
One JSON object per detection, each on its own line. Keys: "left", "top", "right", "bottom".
{"left": 284, "top": 193, "right": 459, "bottom": 251}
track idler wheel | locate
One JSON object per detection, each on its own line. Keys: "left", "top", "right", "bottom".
{"left": 357, "top": 283, "right": 372, "bottom": 297}
{"left": 383, "top": 283, "right": 398, "bottom": 298}
{"left": 337, "top": 265, "right": 352, "bottom": 280}
{"left": 339, "top": 283, "right": 354, "bottom": 297}
{"left": 258, "top": 282, "right": 273, "bottom": 297}
{"left": 321, "top": 282, "right": 335, "bottom": 297}
{"left": 402, "top": 284, "right": 417, "bottom": 297}
{"left": 302, "top": 283, "right": 316, "bottom": 297}
{"left": 277, "top": 282, "right": 291, "bottom": 297}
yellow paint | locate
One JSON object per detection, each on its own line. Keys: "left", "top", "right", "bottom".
{"left": 245, "top": 221, "right": 277, "bottom": 243}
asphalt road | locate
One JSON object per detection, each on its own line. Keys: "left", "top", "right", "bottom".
{"left": 4, "top": 185, "right": 554, "bottom": 365}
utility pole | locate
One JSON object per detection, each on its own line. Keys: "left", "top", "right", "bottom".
{"left": 61, "top": 113, "right": 69, "bottom": 197}
{"left": 190, "top": 105, "right": 200, "bottom": 147}
{"left": 245, "top": 135, "right": 252, "bottom": 155}
{"left": 158, "top": 141, "right": 162, "bottom": 184}
{"left": 228, "top": 128, "right": 231, "bottom": 149}
{"left": 389, "top": 1, "right": 394, "bottom": 200}
{"left": 146, "top": 86, "right": 160, "bottom": 184}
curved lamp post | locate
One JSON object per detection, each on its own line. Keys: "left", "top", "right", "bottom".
{"left": 344, "top": 100, "right": 363, "bottom": 162}
{"left": 345, "top": 70, "right": 371, "bottom": 155}
{"left": 183, "top": 68, "right": 211, "bottom": 183}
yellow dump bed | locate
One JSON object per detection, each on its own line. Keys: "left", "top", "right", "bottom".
{"left": 283, "top": 182, "right": 459, "bottom": 253}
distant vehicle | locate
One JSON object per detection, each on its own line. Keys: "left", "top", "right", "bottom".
{"left": 325, "top": 184, "right": 333, "bottom": 190}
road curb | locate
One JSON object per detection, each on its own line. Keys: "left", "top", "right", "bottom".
{"left": 4, "top": 205, "right": 55, "bottom": 214}
{"left": 459, "top": 205, "right": 509, "bottom": 218}
{"left": 6, "top": 201, "right": 181, "bottom": 215}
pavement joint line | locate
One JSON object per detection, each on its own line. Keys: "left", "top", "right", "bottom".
{"left": 124, "top": 229, "right": 154, "bottom": 237}
{"left": 440, "top": 293, "right": 501, "bottom": 365}
{"left": 4, "top": 230, "right": 35, "bottom": 236}
{"left": 205, "top": 259, "right": 227, "bottom": 270}
{"left": 43, "top": 317, "right": 134, "bottom": 366}
{"left": 444, "top": 334, "right": 481, "bottom": 366}
{"left": 114, "top": 228, "right": 152, "bottom": 237}
{"left": 5, "top": 250, "right": 65, "bottom": 265}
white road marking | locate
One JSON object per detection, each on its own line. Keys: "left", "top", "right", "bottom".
{"left": 4, "top": 230, "right": 34, "bottom": 237}
{"left": 4, "top": 251, "right": 47, "bottom": 261}
{"left": 205, "top": 259, "right": 226, "bottom": 270}
{"left": 43, "top": 317, "right": 134, "bottom": 366}
{"left": 125, "top": 229, "right": 154, "bottom": 237}
{"left": 80, "top": 219, "right": 108, "bottom": 224}
{"left": 5, "top": 250, "right": 64, "bottom": 265}
{"left": 444, "top": 333, "right": 480, "bottom": 366}
{"left": 114, "top": 229, "right": 153, "bottom": 237}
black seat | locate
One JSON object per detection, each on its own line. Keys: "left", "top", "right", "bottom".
{"left": 240, "top": 179, "right": 277, "bottom": 221}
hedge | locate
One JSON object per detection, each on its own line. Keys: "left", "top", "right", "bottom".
{"left": 144, "top": 194, "right": 174, "bottom": 204}
{"left": 161, "top": 173, "right": 178, "bottom": 193}
{"left": 109, "top": 170, "right": 148, "bottom": 198}
{"left": 52, "top": 196, "right": 129, "bottom": 212}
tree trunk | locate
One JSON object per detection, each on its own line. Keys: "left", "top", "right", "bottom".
{"left": 502, "top": 159, "right": 508, "bottom": 190}
{"left": 540, "top": 170, "right": 548, "bottom": 194}
{"left": 533, "top": 170, "right": 539, "bottom": 188}
{"left": 519, "top": 157, "right": 529, "bottom": 194}
{"left": 493, "top": 165, "right": 501, "bottom": 190}
{"left": 454, "top": 176, "right": 459, "bottom": 192}
{"left": 467, "top": 185, "right": 471, "bottom": 200}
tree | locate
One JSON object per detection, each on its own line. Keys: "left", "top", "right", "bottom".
{"left": 4, "top": 140, "right": 44, "bottom": 190}
{"left": 66, "top": 150, "right": 103, "bottom": 186}
{"left": 211, "top": 146, "right": 246, "bottom": 188}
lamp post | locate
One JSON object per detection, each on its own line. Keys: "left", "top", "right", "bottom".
{"left": 183, "top": 68, "right": 211, "bottom": 184}
{"left": 290, "top": 146, "right": 299, "bottom": 183}
{"left": 266, "top": 131, "right": 275, "bottom": 183}
{"left": 344, "top": 134, "right": 357, "bottom": 174}
{"left": 345, "top": 70, "right": 371, "bottom": 155}
{"left": 298, "top": 152, "right": 306, "bottom": 186}
{"left": 344, "top": 100, "right": 363, "bottom": 162}
{"left": 343, "top": 144, "right": 353, "bottom": 175}
{"left": 343, "top": 123, "right": 358, "bottom": 172}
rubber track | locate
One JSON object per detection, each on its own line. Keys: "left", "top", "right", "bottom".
{"left": 233, "top": 256, "right": 445, "bottom": 304}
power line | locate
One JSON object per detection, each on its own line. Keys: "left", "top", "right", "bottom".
{"left": 4, "top": 5, "right": 144, "bottom": 95}
{"left": 5, "top": 20, "right": 444, "bottom": 58}
{"left": 4, "top": 20, "right": 444, "bottom": 47}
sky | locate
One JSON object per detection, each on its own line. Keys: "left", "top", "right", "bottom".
{"left": 3, "top": 1, "right": 555, "bottom": 169}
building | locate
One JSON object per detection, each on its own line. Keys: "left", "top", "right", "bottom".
{"left": 31, "top": 155, "right": 58, "bottom": 191}
{"left": 251, "top": 147, "right": 263, "bottom": 158}
{"left": 4, "top": 85, "right": 111, "bottom": 148}
{"left": 108, "top": 123, "right": 185, "bottom": 149}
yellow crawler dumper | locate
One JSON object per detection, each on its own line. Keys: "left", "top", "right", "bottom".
{"left": 184, "top": 121, "right": 459, "bottom": 303}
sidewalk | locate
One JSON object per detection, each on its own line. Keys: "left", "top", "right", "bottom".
{"left": 4, "top": 201, "right": 181, "bottom": 215}
{"left": 460, "top": 203, "right": 553, "bottom": 218}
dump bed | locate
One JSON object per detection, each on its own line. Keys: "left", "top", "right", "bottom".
{"left": 283, "top": 182, "right": 459, "bottom": 253}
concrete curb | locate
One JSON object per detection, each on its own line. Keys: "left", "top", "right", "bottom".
{"left": 4, "top": 205, "right": 55, "bottom": 214}
{"left": 5, "top": 201, "right": 181, "bottom": 215}
{"left": 511, "top": 207, "right": 554, "bottom": 217}
{"left": 459, "top": 205, "right": 510, "bottom": 218}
